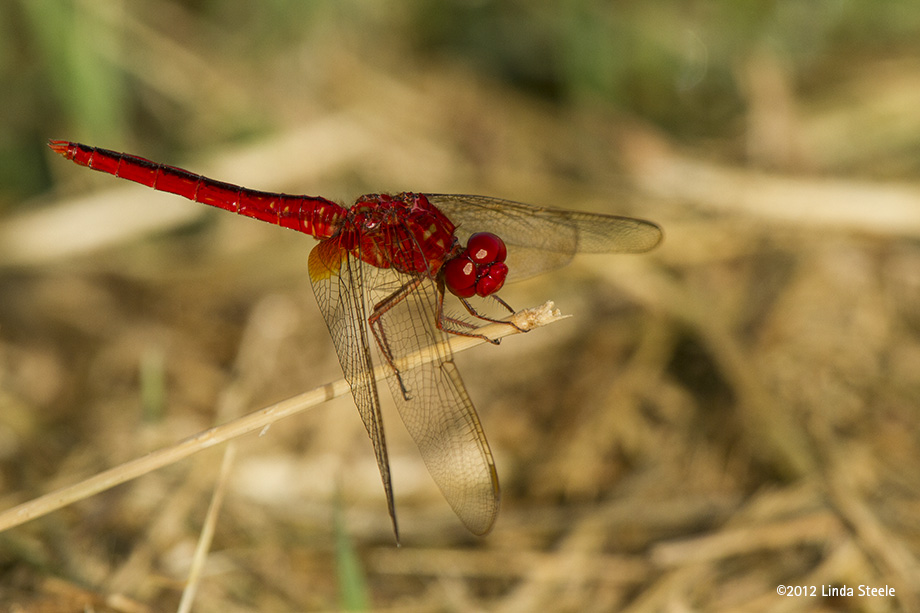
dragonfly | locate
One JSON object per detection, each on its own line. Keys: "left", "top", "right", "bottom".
{"left": 48, "top": 140, "right": 662, "bottom": 541}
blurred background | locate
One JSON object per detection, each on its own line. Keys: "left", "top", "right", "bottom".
{"left": 2, "top": 0, "right": 920, "bottom": 610}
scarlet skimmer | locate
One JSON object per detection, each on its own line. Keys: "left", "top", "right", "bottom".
{"left": 48, "top": 140, "right": 662, "bottom": 541}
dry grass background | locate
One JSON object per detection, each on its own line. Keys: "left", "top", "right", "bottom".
{"left": 1, "top": 1, "right": 920, "bottom": 611}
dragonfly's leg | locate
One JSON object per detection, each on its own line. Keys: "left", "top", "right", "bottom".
{"left": 457, "top": 295, "right": 527, "bottom": 334}
{"left": 434, "top": 288, "right": 521, "bottom": 345}
{"left": 368, "top": 278, "right": 424, "bottom": 400}
{"left": 438, "top": 312, "right": 478, "bottom": 331}
{"left": 490, "top": 294, "right": 516, "bottom": 316}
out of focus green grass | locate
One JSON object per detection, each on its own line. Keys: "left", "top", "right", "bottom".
{"left": 3, "top": 0, "right": 919, "bottom": 205}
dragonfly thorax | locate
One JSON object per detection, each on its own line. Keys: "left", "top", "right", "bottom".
{"left": 346, "top": 192, "right": 459, "bottom": 277}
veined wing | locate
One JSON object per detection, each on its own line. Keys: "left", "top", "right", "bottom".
{"left": 365, "top": 266, "right": 500, "bottom": 536}
{"left": 427, "top": 194, "right": 662, "bottom": 281}
{"left": 308, "top": 241, "right": 400, "bottom": 541}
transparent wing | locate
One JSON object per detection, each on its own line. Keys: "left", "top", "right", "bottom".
{"left": 308, "top": 241, "right": 400, "bottom": 540}
{"left": 364, "top": 265, "right": 500, "bottom": 536}
{"left": 427, "top": 194, "right": 662, "bottom": 281}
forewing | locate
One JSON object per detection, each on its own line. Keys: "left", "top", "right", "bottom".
{"left": 366, "top": 267, "right": 500, "bottom": 535}
{"left": 308, "top": 241, "right": 400, "bottom": 540}
{"left": 427, "top": 194, "right": 662, "bottom": 281}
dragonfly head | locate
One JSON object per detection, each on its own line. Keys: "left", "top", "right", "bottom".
{"left": 443, "top": 232, "right": 509, "bottom": 298}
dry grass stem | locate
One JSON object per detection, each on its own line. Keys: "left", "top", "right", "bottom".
{"left": 0, "top": 303, "right": 562, "bottom": 535}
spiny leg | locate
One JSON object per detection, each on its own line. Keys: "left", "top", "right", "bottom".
{"left": 435, "top": 284, "right": 524, "bottom": 344}
{"left": 368, "top": 277, "right": 425, "bottom": 400}
{"left": 455, "top": 294, "right": 527, "bottom": 334}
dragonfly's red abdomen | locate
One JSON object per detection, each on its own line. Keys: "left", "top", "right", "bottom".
{"left": 48, "top": 140, "right": 347, "bottom": 240}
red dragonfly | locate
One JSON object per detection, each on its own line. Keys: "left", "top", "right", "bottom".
{"left": 49, "top": 140, "right": 662, "bottom": 540}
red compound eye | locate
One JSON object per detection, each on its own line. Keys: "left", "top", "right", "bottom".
{"left": 444, "top": 257, "right": 477, "bottom": 297}
{"left": 443, "top": 234, "right": 510, "bottom": 298}
{"left": 475, "top": 262, "right": 508, "bottom": 297}
{"left": 466, "top": 232, "right": 507, "bottom": 264}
